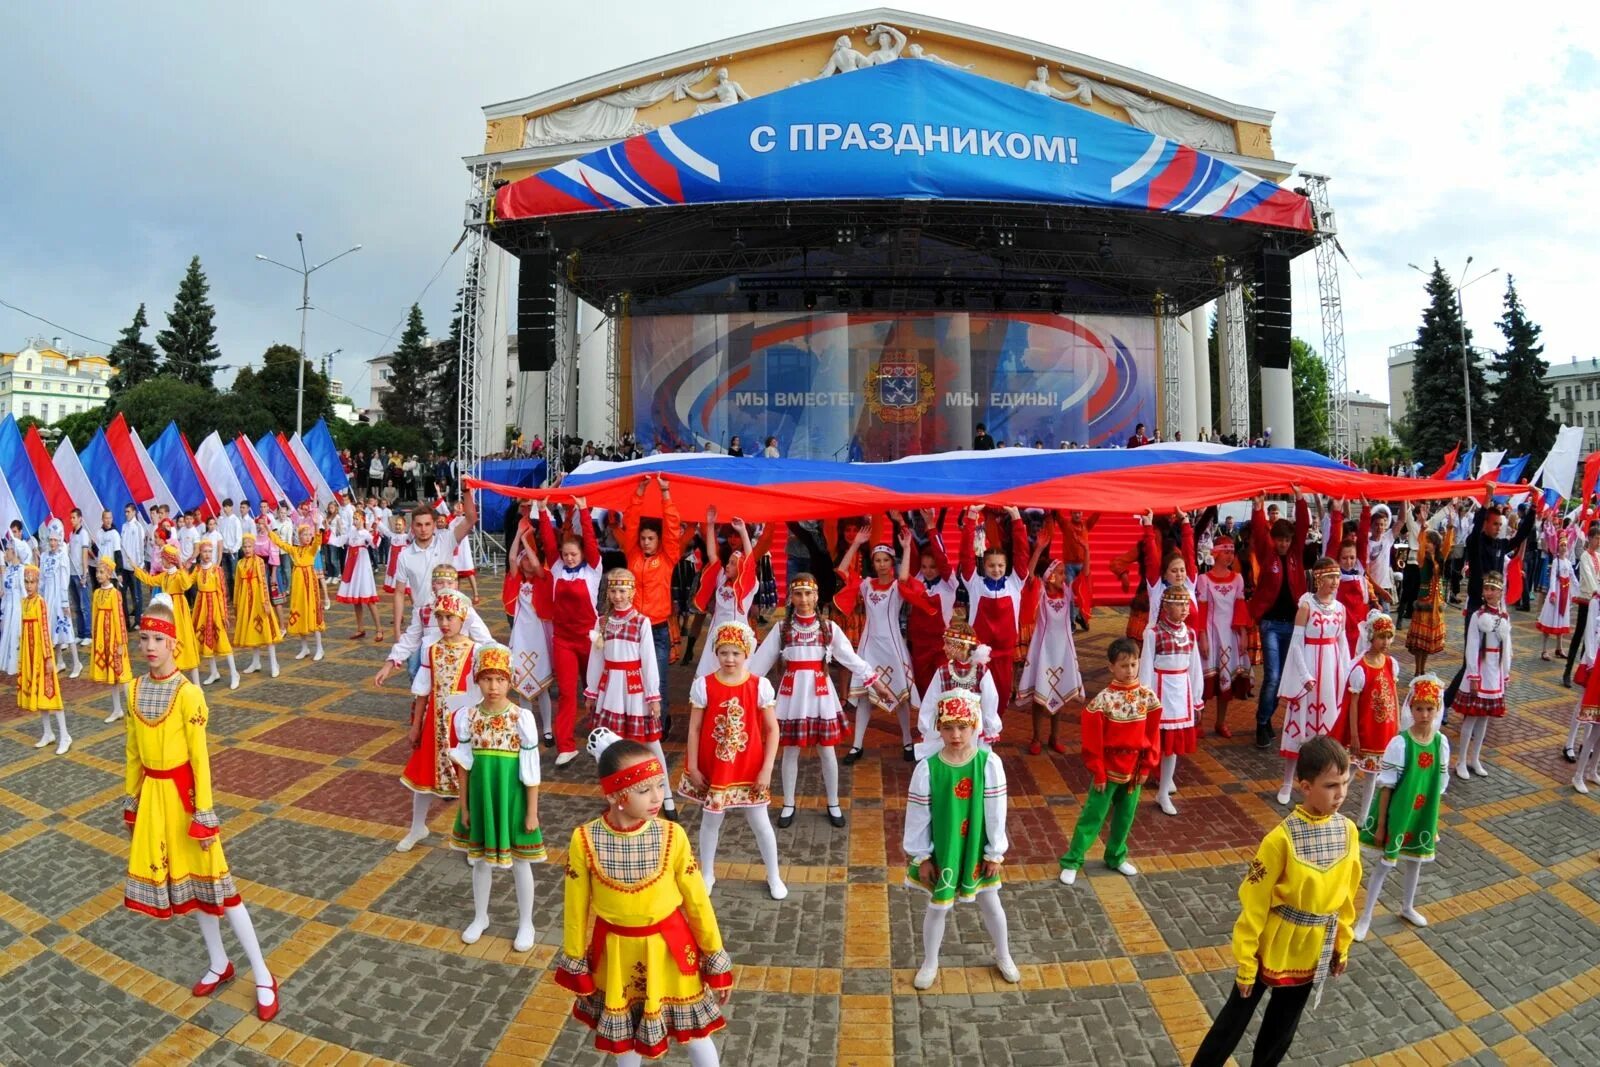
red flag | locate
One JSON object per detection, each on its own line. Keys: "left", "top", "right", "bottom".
{"left": 1505, "top": 551, "right": 1524, "bottom": 606}
{"left": 1581, "top": 452, "right": 1600, "bottom": 513}
{"left": 106, "top": 413, "right": 155, "bottom": 504}
{"left": 1430, "top": 442, "right": 1461, "bottom": 481}
{"left": 22, "top": 426, "right": 76, "bottom": 523}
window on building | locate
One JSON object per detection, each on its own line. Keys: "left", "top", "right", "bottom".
{"left": 22, "top": 379, "right": 32, "bottom": 390}
{"left": 21, "top": 402, "right": 29, "bottom": 416}
{"left": 40, "top": 403, "right": 49, "bottom": 421}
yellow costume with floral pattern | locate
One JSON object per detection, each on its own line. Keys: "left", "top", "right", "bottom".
{"left": 1231, "top": 805, "right": 1361, "bottom": 987}
{"left": 133, "top": 567, "right": 199, "bottom": 670}
{"left": 231, "top": 553, "right": 283, "bottom": 648}
{"left": 555, "top": 816, "right": 733, "bottom": 1059}
{"left": 190, "top": 563, "right": 232, "bottom": 655}
{"left": 17, "top": 593, "right": 61, "bottom": 711}
{"left": 122, "top": 673, "right": 241, "bottom": 918}
{"left": 267, "top": 533, "right": 324, "bottom": 636}
{"left": 90, "top": 585, "right": 132, "bottom": 685}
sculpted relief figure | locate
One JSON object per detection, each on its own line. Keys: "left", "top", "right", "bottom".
{"left": 906, "top": 43, "right": 973, "bottom": 69}
{"left": 1023, "top": 66, "right": 1086, "bottom": 103}
{"left": 676, "top": 67, "right": 752, "bottom": 116}
{"left": 862, "top": 24, "right": 906, "bottom": 66}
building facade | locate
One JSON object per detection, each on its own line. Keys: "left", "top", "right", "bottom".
{"left": 1544, "top": 356, "right": 1600, "bottom": 450}
{"left": 0, "top": 338, "right": 113, "bottom": 423}
{"left": 1343, "top": 391, "right": 1390, "bottom": 452}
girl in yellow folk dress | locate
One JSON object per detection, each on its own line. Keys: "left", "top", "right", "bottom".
{"left": 233, "top": 522, "right": 283, "bottom": 678}
{"left": 122, "top": 601, "right": 281, "bottom": 1022}
{"left": 268, "top": 523, "right": 325, "bottom": 662}
{"left": 556, "top": 728, "right": 733, "bottom": 1065}
{"left": 20, "top": 565, "right": 71, "bottom": 755}
{"left": 135, "top": 543, "right": 200, "bottom": 681}
{"left": 190, "top": 541, "right": 240, "bottom": 690}
{"left": 92, "top": 558, "right": 133, "bottom": 724}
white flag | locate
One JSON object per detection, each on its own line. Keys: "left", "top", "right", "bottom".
{"left": 52, "top": 437, "right": 104, "bottom": 520}
{"left": 289, "top": 433, "right": 336, "bottom": 508}
{"left": 195, "top": 432, "right": 247, "bottom": 507}
{"left": 127, "top": 425, "right": 182, "bottom": 515}
{"left": 1476, "top": 450, "right": 1506, "bottom": 479}
{"left": 1537, "top": 426, "right": 1586, "bottom": 498}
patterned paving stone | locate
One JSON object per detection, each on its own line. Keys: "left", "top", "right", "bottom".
{"left": 294, "top": 767, "right": 416, "bottom": 826}
{"left": 0, "top": 727, "right": 43, "bottom": 768}
{"left": 889, "top": 875, "right": 1121, "bottom": 967}
{"left": 325, "top": 688, "right": 410, "bottom": 721}
{"left": 204, "top": 705, "right": 277, "bottom": 739}
{"left": 1136, "top": 793, "right": 1264, "bottom": 855}
{"left": 252, "top": 716, "right": 387, "bottom": 757}
{"left": 0, "top": 757, "right": 119, "bottom": 810}
{"left": 366, "top": 735, "right": 417, "bottom": 766}
{"left": 715, "top": 881, "right": 846, "bottom": 968}
{"left": 1480, "top": 799, "right": 1600, "bottom": 867}
{"left": 1528, "top": 991, "right": 1600, "bottom": 1065}
{"left": 1427, "top": 892, "right": 1600, "bottom": 1009}
{"left": 191, "top": 1042, "right": 281, "bottom": 1066}
{"left": 896, "top": 986, "right": 1178, "bottom": 1066}
{"left": 373, "top": 844, "right": 560, "bottom": 943}
{"left": 234, "top": 683, "right": 335, "bottom": 716}
{"left": 0, "top": 917, "right": 22, "bottom": 951}
{"left": 207, "top": 748, "right": 322, "bottom": 801}
{"left": 1391, "top": 832, "right": 1520, "bottom": 906}
{"left": 0, "top": 953, "right": 174, "bottom": 1066}
{"left": 77, "top": 901, "right": 302, "bottom": 989}
{"left": 285, "top": 929, "right": 528, "bottom": 1066}
{"left": 1435, "top": 761, "right": 1547, "bottom": 807}
{"left": 1136, "top": 863, "right": 1244, "bottom": 951}
{"left": 222, "top": 819, "right": 393, "bottom": 900}
{"left": 0, "top": 830, "right": 121, "bottom": 918}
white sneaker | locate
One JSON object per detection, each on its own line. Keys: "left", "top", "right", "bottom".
{"left": 55, "top": 735, "right": 72, "bottom": 756}
{"left": 1400, "top": 907, "right": 1428, "bottom": 928}
{"left": 513, "top": 926, "right": 536, "bottom": 953}
{"left": 554, "top": 750, "right": 578, "bottom": 767}
{"left": 69, "top": 665, "right": 82, "bottom": 679}
{"left": 243, "top": 662, "right": 260, "bottom": 675}
{"left": 295, "top": 646, "right": 310, "bottom": 660}
{"left": 80, "top": 637, "right": 91, "bottom": 647}
{"left": 1352, "top": 916, "right": 1371, "bottom": 942}
{"left": 270, "top": 661, "right": 280, "bottom": 678}
{"left": 995, "top": 956, "right": 1020, "bottom": 983}
{"left": 313, "top": 647, "right": 324, "bottom": 662}
{"left": 1059, "top": 868, "right": 1078, "bottom": 886}
{"left": 461, "top": 918, "right": 489, "bottom": 945}
{"left": 767, "top": 879, "right": 789, "bottom": 901}
{"left": 913, "top": 964, "right": 938, "bottom": 990}
{"left": 230, "top": 673, "right": 240, "bottom": 691}
{"left": 1115, "top": 861, "right": 1138, "bottom": 878}
{"left": 203, "top": 671, "right": 221, "bottom": 685}
{"left": 395, "top": 828, "right": 429, "bottom": 852}
{"left": 1158, "top": 794, "right": 1179, "bottom": 817}
{"left": 104, "top": 710, "right": 123, "bottom": 724}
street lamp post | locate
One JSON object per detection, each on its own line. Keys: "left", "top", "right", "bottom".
{"left": 255, "top": 234, "right": 362, "bottom": 436}
{"left": 1408, "top": 259, "right": 1498, "bottom": 450}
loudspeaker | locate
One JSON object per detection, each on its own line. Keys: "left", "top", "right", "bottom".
{"left": 1254, "top": 249, "right": 1292, "bottom": 370}
{"left": 517, "top": 251, "right": 558, "bottom": 372}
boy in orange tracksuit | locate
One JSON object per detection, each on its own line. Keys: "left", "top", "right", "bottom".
{"left": 620, "top": 474, "right": 682, "bottom": 734}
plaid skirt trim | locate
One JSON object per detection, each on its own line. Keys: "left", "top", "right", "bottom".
{"left": 777, "top": 716, "right": 843, "bottom": 747}
{"left": 124, "top": 871, "right": 242, "bottom": 920}
{"left": 574, "top": 989, "right": 725, "bottom": 1057}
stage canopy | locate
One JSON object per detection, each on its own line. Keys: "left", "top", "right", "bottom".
{"left": 465, "top": 445, "right": 1494, "bottom": 524}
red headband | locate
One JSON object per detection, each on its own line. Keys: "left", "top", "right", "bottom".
{"left": 600, "top": 757, "right": 664, "bottom": 796}
{"left": 140, "top": 617, "right": 178, "bottom": 639}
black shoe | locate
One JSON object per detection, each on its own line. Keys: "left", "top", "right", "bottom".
{"left": 827, "top": 808, "right": 846, "bottom": 828}
{"left": 1255, "top": 725, "right": 1272, "bottom": 749}
{"left": 661, "top": 806, "right": 679, "bottom": 823}
{"left": 660, "top": 716, "right": 673, "bottom": 739}
{"left": 542, "top": 732, "right": 555, "bottom": 749}
{"left": 902, "top": 744, "right": 915, "bottom": 763}
{"left": 777, "top": 807, "right": 796, "bottom": 828}
{"left": 1564, "top": 746, "right": 1579, "bottom": 763}
{"left": 842, "top": 747, "right": 865, "bottom": 765}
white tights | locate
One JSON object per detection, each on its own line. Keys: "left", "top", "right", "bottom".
{"left": 918, "top": 891, "right": 1014, "bottom": 973}
{"left": 644, "top": 739, "right": 676, "bottom": 812}
{"left": 105, "top": 685, "right": 125, "bottom": 723}
{"left": 196, "top": 904, "right": 276, "bottom": 1007}
{"left": 1566, "top": 702, "right": 1586, "bottom": 753}
{"left": 852, "top": 698, "right": 912, "bottom": 751}
{"left": 245, "top": 646, "right": 282, "bottom": 676}
{"left": 615, "top": 1037, "right": 719, "bottom": 1066}
{"left": 1157, "top": 754, "right": 1179, "bottom": 804}
{"left": 465, "top": 859, "right": 537, "bottom": 949}
{"left": 1576, "top": 724, "right": 1600, "bottom": 782}
{"left": 698, "top": 808, "right": 784, "bottom": 893}
{"left": 1356, "top": 856, "right": 1425, "bottom": 931}
{"left": 57, "top": 641, "right": 82, "bottom": 674}
{"left": 537, "top": 690, "right": 553, "bottom": 735}
{"left": 1356, "top": 771, "right": 1382, "bottom": 825}
{"left": 1457, "top": 717, "right": 1490, "bottom": 772}
{"left": 296, "top": 633, "right": 325, "bottom": 660}
{"left": 779, "top": 746, "right": 841, "bottom": 814}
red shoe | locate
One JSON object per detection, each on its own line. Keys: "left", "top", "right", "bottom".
{"left": 1028, "top": 741, "right": 1042, "bottom": 755}
{"left": 1214, "top": 723, "right": 1233, "bottom": 738}
{"left": 192, "top": 961, "right": 234, "bottom": 997}
{"left": 256, "top": 976, "right": 281, "bottom": 1023}
{"left": 1050, "top": 740, "right": 1068, "bottom": 754}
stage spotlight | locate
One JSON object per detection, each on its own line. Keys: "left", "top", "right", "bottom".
{"left": 997, "top": 229, "right": 1015, "bottom": 248}
{"left": 834, "top": 227, "right": 854, "bottom": 245}
{"left": 1098, "top": 234, "right": 1113, "bottom": 259}
{"left": 731, "top": 227, "right": 746, "bottom": 249}
{"left": 804, "top": 289, "right": 817, "bottom": 310}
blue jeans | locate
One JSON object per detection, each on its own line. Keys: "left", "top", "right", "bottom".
{"left": 69, "top": 574, "right": 91, "bottom": 639}
{"left": 1257, "top": 619, "right": 1296, "bottom": 729}
{"left": 407, "top": 646, "right": 422, "bottom": 680}
{"left": 652, "top": 622, "right": 673, "bottom": 730}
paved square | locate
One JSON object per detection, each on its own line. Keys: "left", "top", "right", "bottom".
{"left": 1, "top": 608, "right": 1596, "bottom": 1065}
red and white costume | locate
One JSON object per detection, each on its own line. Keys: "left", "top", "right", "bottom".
{"left": 540, "top": 511, "right": 602, "bottom": 755}
{"left": 692, "top": 556, "right": 758, "bottom": 678}
{"left": 1016, "top": 588, "right": 1085, "bottom": 714}
{"left": 451, "top": 529, "right": 475, "bottom": 578}
{"left": 833, "top": 575, "right": 915, "bottom": 707}
{"left": 1456, "top": 607, "right": 1511, "bottom": 718}
{"left": 748, "top": 614, "right": 877, "bottom": 747}
{"left": 1142, "top": 518, "right": 1204, "bottom": 634}
{"left": 335, "top": 528, "right": 379, "bottom": 605}
{"left": 1338, "top": 654, "right": 1399, "bottom": 773}
{"left": 379, "top": 527, "right": 410, "bottom": 594}
{"left": 1139, "top": 615, "right": 1203, "bottom": 756}
{"left": 508, "top": 576, "right": 554, "bottom": 701}
{"left": 1276, "top": 593, "right": 1351, "bottom": 756}
{"left": 1331, "top": 505, "right": 1372, "bottom": 652}
{"left": 915, "top": 657, "right": 1001, "bottom": 758}
{"left": 1194, "top": 569, "right": 1247, "bottom": 694}
{"left": 959, "top": 516, "right": 1029, "bottom": 712}
{"left": 901, "top": 532, "right": 958, "bottom": 696}
{"left": 585, "top": 608, "right": 661, "bottom": 742}
{"left": 1538, "top": 556, "right": 1575, "bottom": 638}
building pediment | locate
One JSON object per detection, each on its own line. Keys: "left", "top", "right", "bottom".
{"left": 472, "top": 8, "right": 1287, "bottom": 181}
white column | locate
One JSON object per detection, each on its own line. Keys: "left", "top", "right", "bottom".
{"left": 575, "top": 300, "right": 609, "bottom": 443}
{"left": 1189, "top": 306, "right": 1212, "bottom": 440}
{"left": 1261, "top": 366, "right": 1295, "bottom": 450}
{"left": 1177, "top": 311, "right": 1198, "bottom": 442}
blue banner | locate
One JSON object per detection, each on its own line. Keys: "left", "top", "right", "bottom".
{"left": 255, "top": 434, "right": 311, "bottom": 507}
{"left": 0, "top": 415, "right": 49, "bottom": 535}
{"left": 82, "top": 429, "right": 140, "bottom": 525}
{"left": 149, "top": 422, "right": 207, "bottom": 515}
{"left": 496, "top": 62, "right": 1311, "bottom": 232}
{"left": 304, "top": 419, "right": 350, "bottom": 495}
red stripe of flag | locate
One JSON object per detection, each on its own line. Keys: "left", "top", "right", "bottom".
{"left": 234, "top": 435, "right": 276, "bottom": 504}
{"left": 106, "top": 413, "right": 154, "bottom": 503}
{"left": 23, "top": 426, "right": 77, "bottom": 522}
{"left": 180, "top": 430, "right": 221, "bottom": 518}
{"left": 276, "top": 433, "right": 316, "bottom": 501}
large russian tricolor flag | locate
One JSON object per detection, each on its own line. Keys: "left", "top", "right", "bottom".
{"left": 23, "top": 425, "right": 77, "bottom": 523}
{"left": 52, "top": 437, "right": 104, "bottom": 522}
{"left": 105, "top": 413, "right": 156, "bottom": 510}
{"left": 233, "top": 435, "right": 290, "bottom": 507}
{"left": 256, "top": 433, "right": 311, "bottom": 507}
{"left": 149, "top": 422, "right": 217, "bottom": 519}
{"left": 195, "top": 432, "right": 247, "bottom": 507}
{"left": 303, "top": 419, "right": 350, "bottom": 495}
{"left": 82, "top": 430, "right": 140, "bottom": 520}
{"left": 0, "top": 415, "right": 50, "bottom": 535}
{"left": 289, "top": 433, "right": 336, "bottom": 506}
{"left": 276, "top": 432, "right": 322, "bottom": 505}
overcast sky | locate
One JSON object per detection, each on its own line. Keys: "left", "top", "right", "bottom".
{"left": 5, "top": 1, "right": 1597, "bottom": 411}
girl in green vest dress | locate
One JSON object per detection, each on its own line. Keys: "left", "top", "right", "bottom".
{"left": 903, "top": 688, "right": 1015, "bottom": 991}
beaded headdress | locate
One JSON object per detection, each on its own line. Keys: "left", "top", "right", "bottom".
{"left": 935, "top": 689, "right": 982, "bottom": 728}
{"left": 1161, "top": 584, "right": 1190, "bottom": 605}
{"left": 712, "top": 620, "right": 757, "bottom": 656}
{"left": 432, "top": 590, "right": 470, "bottom": 619}
{"left": 474, "top": 642, "right": 512, "bottom": 678}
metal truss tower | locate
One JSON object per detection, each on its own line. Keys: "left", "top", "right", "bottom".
{"left": 1158, "top": 293, "right": 1182, "bottom": 437}
{"left": 458, "top": 161, "right": 498, "bottom": 565}
{"left": 1222, "top": 274, "right": 1250, "bottom": 441}
{"left": 1301, "top": 172, "right": 1350, "bottom": 458}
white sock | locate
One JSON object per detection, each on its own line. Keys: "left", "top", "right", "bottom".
{"left": 895, "top": 701, "right": 913, "bottom": 746}
{"left": 920, "top": 904, "right": 948, "bottom": 973}
{"left": 106, "top": 686, "right": 125, "bottom": 721}
{"left": 511, "top": 860, "right": 535, "bottom": 949}
{"left": 190, "top": 669, "right": 202, "bottom": 685}
{"left": 68, "top": 644, "right": 81, "bottom": 672}
{"left": 1568, "top": 704, "right": 1585, "bottom": 751}
{"left": 1279, "top": 757, "right": 1297, "bottom": 800}
{"left": 1579, "top": 725, "right": 1600, "bottom": 779}
{"left": 1356, "top": 862, "right": 1392, "bottom": 933}
{"left": 195, "top": 912, "right": 230, "bottom": 974}
{"left": 313, "top": 633, "right": 324, "bottom": 659}
{"left": 1158, "top": 754, "right": 1177, "bottom": 799}
{"left": 781, "top": 747, "right": 800, "bottom": 809}
{"left": 820, "top": 746, "right": 841, "bottom": 810}
{"left": 38, "top": 712, "right": 54, "bottom": 742}
{"left": 698, "top": 810, "right": 724, "bottom": 889}
{"left": 206, "top": 657, "right": 220, "bottom": 680}
{"left": 226, "top": 653, "right": 239, "bottom": 684}
{"left": 1358, "top": 773, "right": 1381, "bottom": 825}
{"left": 684, "top": 1036, "right": 720, "bottom": 1067}
{"left": 615, "top": 1052, "right": 644, "bottom": 1067}
{"left": 403, "top": 792, "right": 431, "bottom": 843}
{"left": 645, "top": 740, "right": 675, "bottom": 810}
{"left": 1400, "top": 857, "right": 1424, "bottom": 914}
{"left": 267, "top": 646, "right": 280, "bottom": 674}
{"left": 537, "top": 691, "right": 553, "bottom": 735}
{"left": 975, "top": 889, "right": 1014, "bottom": 965}
{"left": 852, "top": 700, "right": 872, "bottom": 750}
{"left": 744, "top": 807, "right": 784, "bottom": 889}
{"left": 1468, "top": 718, "right": 1489, "bottom": 766}
{"left": 247, "top": 651, "right": 262, "bottom": 672}
{"left": 224, "top": 903, "right": 275, "bottom": 1006}
{"left": 54, "top": 711, "right": 70, "bottom": 742}
{"left": 464, "top": 862, "right": 492, "bottom": 941}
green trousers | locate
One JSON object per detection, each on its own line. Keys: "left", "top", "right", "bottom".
{"left": 1060, "top": 781, "right": 1142, "bottom": 870}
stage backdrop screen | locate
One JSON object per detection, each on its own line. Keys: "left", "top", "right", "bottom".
{"left": 630, "top": 311, "right": 1156, "bottom": 460}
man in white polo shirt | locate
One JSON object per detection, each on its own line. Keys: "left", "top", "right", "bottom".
{"left": 391, "top": 495, "right": 477, "bottom": 652}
